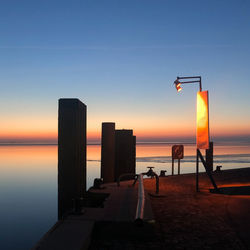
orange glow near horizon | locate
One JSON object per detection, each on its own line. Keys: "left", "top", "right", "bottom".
{"left": 197, "top": 91, "right": 209, "bottom": 149}
{"left": 1, "top": 127, "right": 250, "bottom": 143}
{"left": 0, "top": 108, "right": 249, "bottom": 142}
{"left": 0, "top": 145, "right": 57, "bottom": 176}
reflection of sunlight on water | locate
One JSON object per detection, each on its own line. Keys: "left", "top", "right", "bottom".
{"left": 135, "top": 144, "right": 250, "bottom": 176}
{"left": 0, "top": 145, "right": 57, "bottom": 250}
{"left": 87, "top": 144, "right": 101, "bottom": 161}
{"left": 0, "top": 144, "right": 249, "bottom": 188}
{"left": 87, "top": 160, "right": 100, "bottom": 188}
{"left": 0, "top": 143, "right": 249, "bottom": 249}
{"left": 87, "top": 143, "right": 250, "bottom": 181}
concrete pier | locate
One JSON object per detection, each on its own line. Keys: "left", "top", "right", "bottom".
{"left": 115, "top": 129, "right": 136, "bottom": 181}
{"left": 33, "top": 179, "right": 155, "bottom": 250}
{"left": 101, "top": 122, "right": 115, "bottom": 183}
{"left": 58, "top": 98, "right": 87, "bottom": 219}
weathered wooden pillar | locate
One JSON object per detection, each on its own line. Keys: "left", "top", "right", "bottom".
{"left": 206, "top": 141, "right": 213, "bottom": 172}
{"left": 58, "top": 99, "right": 87, "bottom": 220}
{"left": 101, "top": 122, "right": 115, "bottom": 183}
{"left": 115, "top": 129, "right": 136, "bottom": 181}
{"left": 132, "top": 135, "right": 136, "bottom": 174}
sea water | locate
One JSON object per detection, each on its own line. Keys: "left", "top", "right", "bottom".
{"left": 0, "top": 143, "right": 249, "bottom": 249}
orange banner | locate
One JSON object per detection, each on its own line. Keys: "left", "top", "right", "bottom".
{"left": 196, "top": 91, "right": 209, "bottom": 149}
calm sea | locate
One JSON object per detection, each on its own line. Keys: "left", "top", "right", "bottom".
{"left": 0, "top": 143, "right": 249, "bottom": 249}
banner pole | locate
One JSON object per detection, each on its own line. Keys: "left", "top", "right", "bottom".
{"left": 172, "top": 158, "right": 174, "bottom": 175}
{"left": 196, "top": 149, "right": 199, "bottom": 192}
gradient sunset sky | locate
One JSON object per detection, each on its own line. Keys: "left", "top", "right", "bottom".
{"left": 0, "top": 0, "right": 250, "bottom": 143}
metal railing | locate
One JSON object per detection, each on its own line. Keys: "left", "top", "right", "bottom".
{"left": 117, "top": 173, "right": 138, "bottom": 187}
{"left": 117, "top": 167, "right": 159, "bottom": 223}
{"left": 135, "top": 174, "right": 145, "bottom": 222}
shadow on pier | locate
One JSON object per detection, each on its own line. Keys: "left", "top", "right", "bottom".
{"left": 89, "top": 221, "right": 159, "bottom": 249}
{"left": 211, "top": 185, "right": 250, "bottom": 195}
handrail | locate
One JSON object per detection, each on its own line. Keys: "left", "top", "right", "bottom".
{"left": 117, "top": 168, "right": 159, "bottom": 224}
{"left": 117, "top": 173, "right": 138, "bottom": 187}
{"left": 135, "top": 174, "right": 145, "bottom": 222}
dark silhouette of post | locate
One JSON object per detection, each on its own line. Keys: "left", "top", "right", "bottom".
{"left": 132, "top": 135, "right": 136, "bottom": 174}
{"left": 115, "top": 129, "right": 136, "bottom": 181}
{"left": 206, "top": 141, "right": 213, "bottom": 172}
{"left": 58, "top": 99, "right": 87, "bottom": 220}
{"left": 178, "top": 159, "right": 180, "bottom": 175}
{"left": 101, "top": 122, "right": 115, "bottom": 183}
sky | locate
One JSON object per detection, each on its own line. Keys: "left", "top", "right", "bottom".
{"left": 0, "top": 0, "right": 250, "bottom": 144}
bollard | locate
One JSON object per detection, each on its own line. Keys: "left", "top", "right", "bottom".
{"left": 215, "top": 165, "right": 222, "bottom": 172}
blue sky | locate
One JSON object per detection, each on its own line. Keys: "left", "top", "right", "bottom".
{"left": 0, "top": 0, "right": 250, "bottom": 143}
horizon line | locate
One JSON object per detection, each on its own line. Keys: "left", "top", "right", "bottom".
{"left": 0, "top": 140, "right": 250, "bottom": 146}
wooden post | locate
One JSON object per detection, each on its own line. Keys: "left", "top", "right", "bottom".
{"left": 196, "top": 149, "right": 199, "bottom": 192}
{"left": 178, "top": 159, "right": 180, "bottom": 175}
{"left": 115, "top": 130, "right": 135, "bottom": 181}
{"left": 58, "top": 99, "right": 87, "bottom": 220}
{"left": 101, "top": 122, "right": 115, "bottom": 183}
{"left": 172, "top": 158, "right": 174, "bottom": 175}
{"left": 206, "top": 141, "right": 213, "bottom": 172}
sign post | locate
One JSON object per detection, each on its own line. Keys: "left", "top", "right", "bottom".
{"left": 196, "top": 91, "right": 218, "bottom": 192}
{"left": 172, "top": 145, "right": 184, "bottom": 175}
{"left": 173, "top": 76, "right": 218, "bottom": 192}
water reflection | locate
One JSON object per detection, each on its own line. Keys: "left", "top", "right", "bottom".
{"left": 0, "top": 143, "right": 249, "bottom": 249}
{"left": 0, "top": 145, "right": 57, "bottom": 250}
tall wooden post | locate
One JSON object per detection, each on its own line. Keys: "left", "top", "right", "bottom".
{"left": 101, "top": 122, "right": 115, "bottom": 183}
{"left": 115, "top": 129, "right": 136, "bottom": 181}
{"left": 58, "top": 99, "right": 87, "bottom": 220}
{"left": 178, "top": 159, "right": 180, "bottom": 175}
{"left": 172, "top": 159, "right": 174, "bottom": 175}
{"left": 132, "top": 135, "right": 136, "bottom": 175}
{"left": 206, "top": 141, "right": 213, "bottom": 172}
{"left": 196, "top": 149, "right": 199, "bottom": 192}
